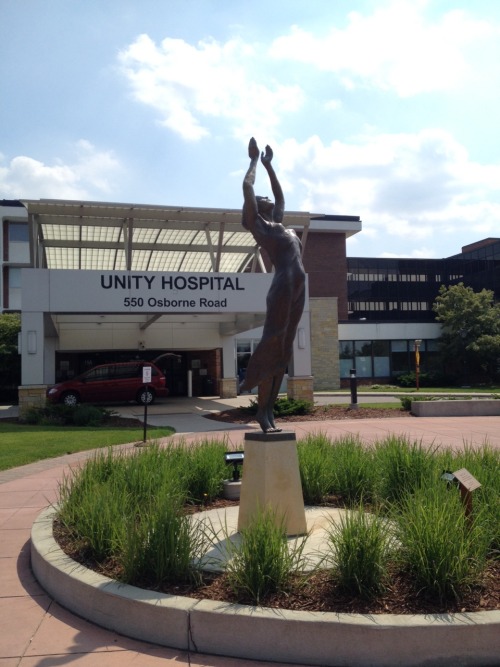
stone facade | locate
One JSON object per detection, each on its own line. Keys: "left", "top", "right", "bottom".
{"left": 286, "top": 376, "right": 314, "bottom": 403}
{"left": 18, "top": 385, "right": 47, "bottom": 416}
{"left": 219, "top": 377, "right": 238, "bottom": 398}
{"left": 310, "top": 297, "right": 340, "bottom": 390}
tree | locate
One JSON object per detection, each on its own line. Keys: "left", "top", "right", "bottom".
{"left": 0, "top": 313, "right": 21, "bottom": 398}
{"left": 433, "top": 283, "right": 500, "bottom": 383}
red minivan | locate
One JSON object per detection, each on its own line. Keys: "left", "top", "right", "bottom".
{"left": 46, "top": 361, "right": 168, "bottom": 406}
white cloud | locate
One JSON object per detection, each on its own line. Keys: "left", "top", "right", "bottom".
{"left": 269, "top": 2, "right": 499, "bottom": 97}
{"left": 324, "top": 99, "right": 342, "bottom": 111}
{"left": 0, "top": 141, "right": 123, "bottom": 199}
{"left": 378, "top": 247, "right": 435, "bottom": 258}
{"left": 118, "top": 34, "right": 304, "bottom": 141}
{"left": 276, "top": 129, "right": 500, "bottom": 257}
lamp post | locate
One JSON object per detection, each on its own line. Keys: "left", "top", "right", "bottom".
{"left": 459, "top": 328, "right": 470, "bottom": 387}
{"left": 349, "top": 368, "right": 358, "bottom": 409}
{"left": 414, "top": 339, "right": 422, "bottom": 391}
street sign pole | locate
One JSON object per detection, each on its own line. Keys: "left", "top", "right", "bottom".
{"left": 142, "top": 366, "right": 152, "bottom": 443}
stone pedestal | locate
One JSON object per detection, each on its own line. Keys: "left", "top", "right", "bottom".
{"left": 237, "top": 431, "right": 307, "bottom": 536}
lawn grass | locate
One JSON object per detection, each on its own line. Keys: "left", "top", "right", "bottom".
{"left": 0, "top": 423, "right": 174, "bottom": 471}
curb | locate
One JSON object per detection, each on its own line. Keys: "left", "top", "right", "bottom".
{"left": 31, "top": 506, "right": 500, "bottom": 667}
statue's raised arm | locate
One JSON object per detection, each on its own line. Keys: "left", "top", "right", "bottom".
{"left": 242, "top": 137, "right": 260, "bottom": 232}
{"left": 260, "top": 144, "right": 284, "bottom": 223}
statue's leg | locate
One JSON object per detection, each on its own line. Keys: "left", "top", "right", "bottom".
{"left": 267, "top": 372, "right": 285, "bottom": 432}
{"left": 256, "top": 377, "right": 279, "bottom": 433}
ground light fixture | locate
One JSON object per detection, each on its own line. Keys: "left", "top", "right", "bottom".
{"left": 440, "top": 470, "right": 458, "bottom": 487}
{"left": 224, "top": 451, "right": 244, "bottom": 482}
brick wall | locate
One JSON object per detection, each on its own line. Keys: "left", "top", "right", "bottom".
{"left": 302, "top": 233, "right": 348, "bottom": 319}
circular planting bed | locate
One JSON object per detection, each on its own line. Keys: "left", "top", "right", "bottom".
{"left": 32, "top": 506, "right": 500, "bottom": 667}
{"left": 33, "top": 432, "right": 499, "bottom": 666}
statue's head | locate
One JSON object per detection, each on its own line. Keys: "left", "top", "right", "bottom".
{"left": 256, "top": 195, "right": 274, "bottom": 218}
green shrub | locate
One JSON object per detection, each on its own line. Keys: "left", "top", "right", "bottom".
{"left": 396, "top": 371, "right": 450, "bottom": 388}
{"left": 297, "top": 433, "right": 336, "bottom": 504}
{"left": 21, "top": 403, "right": 72, "bottom": 425}
{"left": 72, "top": 404, "right": 107, "bottom": 426}
{"left": 58, "top": 443, "right": 208, "bottom": 586}
{"left": 374, "top": 436, "right": 436, "bottom": 505}
{"left": 397, "top": 483, "right": 489, "bottom": 601}
{"left": 58, "top": 460, "right": 126, "bottom": 561}
{"left": 327, "top": 505, "right": 394, "bottom": 598}
{"left": 241, "top": 396, "right": 313, "bottom": 417}
{"left": 224, "top": 507, "right": 308, "bottom": 604}
{"left": 185, "top": 437, "right": 228, "bottom": 503}
{"left": 118, "top": 487, "right": 205, "bottom": 586}
{"left": 399, "top": 395, "right": 430, "bottom": 411}
{"left": 330, "top": 436, "right": 375, "bottom": 505}
{"left": 450, "top": 445, "right": 500, "bottom": 557}
{"left": 20, "top": 403, "right": 112, "bottom": 426}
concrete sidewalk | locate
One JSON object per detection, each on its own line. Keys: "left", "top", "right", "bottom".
{"left": 114, "top": 395, "right": 500, "bottom": 451}
{"left": 1, "top": 404, "right": 500, "bottom": 665}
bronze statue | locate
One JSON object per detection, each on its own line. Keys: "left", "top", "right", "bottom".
{"left": 239, "top": 137, "right": 306, "bottom": 432}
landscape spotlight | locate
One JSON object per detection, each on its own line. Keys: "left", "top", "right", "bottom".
{"left": 440, "top": 470, "right": 458, "bottom": 487}
{"left": 224, "top": 451, "right": 244, "bottom": 482}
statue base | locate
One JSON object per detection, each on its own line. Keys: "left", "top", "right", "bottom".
{"left": 237, "top": 431, "right": 307, "bottom": 536}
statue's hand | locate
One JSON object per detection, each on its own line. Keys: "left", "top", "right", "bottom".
{"left": 261, "top": 145, "right": 273, "bottom": 165}
{"left": 248, "top": 137, "right": 259, "bottom": 159}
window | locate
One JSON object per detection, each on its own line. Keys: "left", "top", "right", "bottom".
{"left": 9, "top": 267, "right": 21, "bottom": 288}
{"left": 373, "top": 340, "right": 390, "bottom": 376}
{"left": 339, "top": 341, "right": 354, "bottom": 378}
{"left": 354, "top": 340, "right": 372, "bottom": 377}
{"left": 390, "top": 340, "right": 409, "bottom": 377}
{"left": 84, "top": 367, "right": 111, "bottom": 381}
{"left": 9, "top": 223, "right": 29, "bottom": 243}
{"left": 114, "top": 364, "right": 141, "bottom": 379}
{"left": 340, "top": 339, "right": 439, "bottom": 380}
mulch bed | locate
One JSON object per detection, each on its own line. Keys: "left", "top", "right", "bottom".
{"left": 184, "top": 562, "right": 500, "bottom": 615}
{"left": 54, "top": 501, "right": 500, "bottom": 616}
{"left": 205, "top": 404, "right": 411, "bottom": 424}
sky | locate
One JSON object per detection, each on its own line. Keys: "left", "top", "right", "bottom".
{"left": 1, "top": 0, "right": 500, "bottom": 259}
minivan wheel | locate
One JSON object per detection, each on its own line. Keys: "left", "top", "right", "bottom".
{"left": 137, "top": 387, "right": 155, "bottom": 405}
{"left": 61, "top": 391, "right": 80, "bottom": 407}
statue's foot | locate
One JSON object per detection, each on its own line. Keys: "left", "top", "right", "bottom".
{"left": 260, "top": 424, "right": 282, "bottom": 434}
{"left": 257, "top": 410, "right": 282, "bottom": 433}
